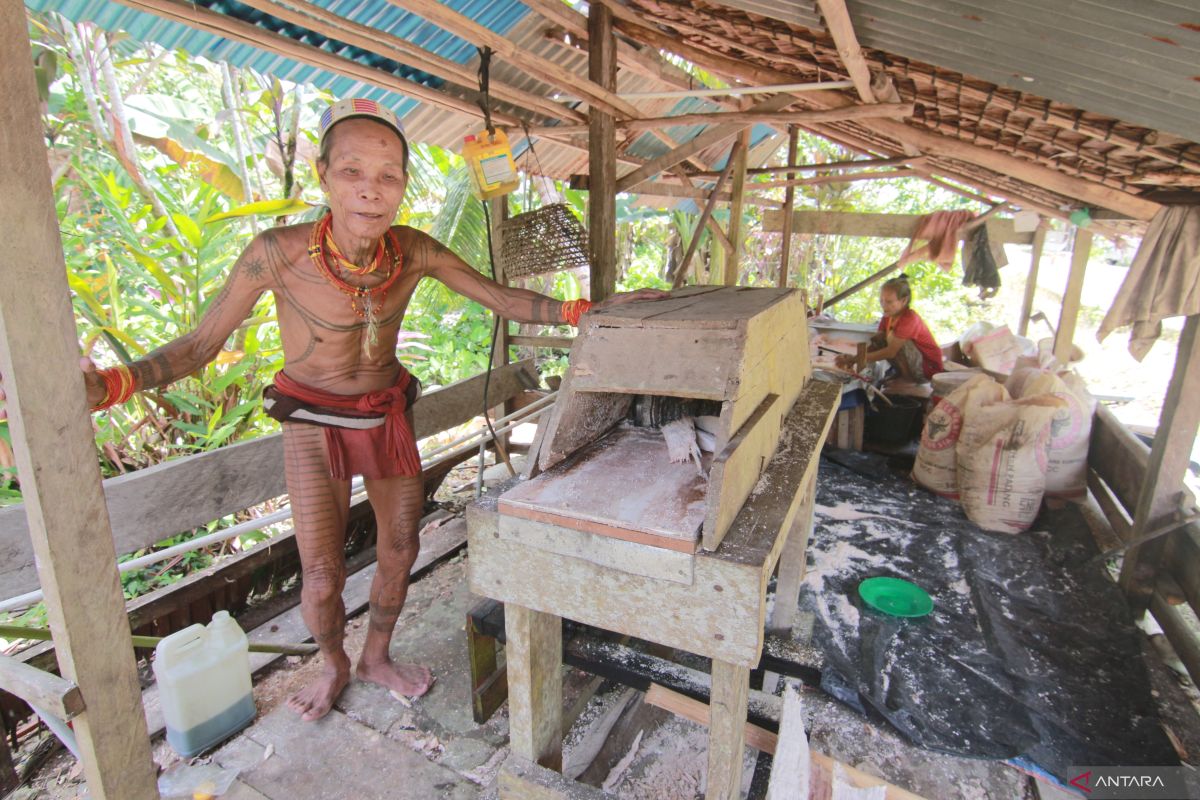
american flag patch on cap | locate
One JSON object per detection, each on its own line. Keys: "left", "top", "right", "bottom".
{"left": 318, "top": 98, "right": 407, "bottom": 150}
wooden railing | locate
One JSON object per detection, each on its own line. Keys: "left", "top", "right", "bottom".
{"left": 1087, "top": 403, "right": 1200, "bottom": 685}
{"left": 0, "top": 359, "right": 540, "bottom": 601}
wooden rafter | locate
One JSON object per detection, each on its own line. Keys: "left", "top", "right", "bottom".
{"left": 671, "top": 142, "right": 740, "bottom": 287}
{"left": 521, "top": 0, "right": 714, "bottom": 102}
{"left": 521, "top": 103, "right": 911, "bottom": 135}
{"left": 747, "top": 169, "right": 915, "bottom": 190}
{"left": 615, "top": 92, "right": 798, "bottom": 192}
{"left": 814, "top": 0, "right": 875, "bottom": 103}
{"left": 238, "top": 0, "right": 582, "bottom": 124}
{"left": 117, "top": 0, "right": 507, "bottom": 121}
{"left": 632, "top": 0, "right": 1200, "bottom": 176}
{"left": 692, "top": 154, "right": 921, "bottom": 178}
{"left": 606, "top": 10, "right": 1160, "bottom": 219}
{"left": 386, "top": 0, "right": 641, "bottom": 120}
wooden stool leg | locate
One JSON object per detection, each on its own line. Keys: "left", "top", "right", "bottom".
{"left": 504, "top": 603, "right": 563, "bottom": 771}
{"left": 707, "top": 659, "right": 750, "bottom": 800}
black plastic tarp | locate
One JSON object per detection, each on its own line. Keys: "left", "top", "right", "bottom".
{"left": 798, "top": 451, "right": 1178, "bottom": 781}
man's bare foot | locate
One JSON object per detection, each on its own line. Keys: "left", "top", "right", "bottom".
{"left": 287, "top": 656, "right": 351, "bottom": 722}
{"left": 356, "top": 658, "right": 434, "bottom": 699}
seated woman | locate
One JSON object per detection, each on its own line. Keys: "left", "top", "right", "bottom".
{"left": 836, "top": 274, "right": 944, "bottom": 383}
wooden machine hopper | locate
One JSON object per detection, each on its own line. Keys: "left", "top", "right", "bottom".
{"left": 506, "top": 285, "right": 812, "bottom": 553}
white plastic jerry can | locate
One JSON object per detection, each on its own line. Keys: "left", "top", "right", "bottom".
{"left": 153, "top": 610, "right": 256, "bottom": 757}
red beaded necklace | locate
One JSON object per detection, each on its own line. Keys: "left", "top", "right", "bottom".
{"left": 307, "top": 214, "right": 404, "bottom": 355}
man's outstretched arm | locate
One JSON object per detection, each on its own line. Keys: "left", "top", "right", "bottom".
{"left": 410, "top": 229, "right": 667, "bottom": 325}
{"left": 82, "top": 233, "right": 275, "bottom": 410}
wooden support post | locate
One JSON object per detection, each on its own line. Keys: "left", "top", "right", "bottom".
{"left": 504, "top": 603, "right": 563, "bottom": 771}
{"left": 0, "top": 6, "right": 158, "bottom": 797}
{"left": 1054, "top": 227, "right": 1092, "bottom": 363}
{"left": 671, "top": 143, "right": 738, "bottom": 289}
{"left": 707, "top": 659, "right": 750, "bottom": 800}
{"left": 467, "top": 603, "right": 507, "bottom": 724}
{"left": 1017, "top": 221, "right": 1047, "bottom": 337}
{"left": 724, "top": 129, "right": 750, "bottom": 286}
{"left": 588, "top": 2, "right": 618, "bottom": 303}
{"left": 777, "top": 126, "right": 800, "bottom": 289}
{"left": 1120, "top": 315, "right": 1200, "bottom": 611}
{"left": 767, "top": 470, "right": 817, "bottom": 636}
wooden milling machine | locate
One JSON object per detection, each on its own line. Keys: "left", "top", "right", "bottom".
{"left": 467, "top": 285, "right": 840, "bottom": 800}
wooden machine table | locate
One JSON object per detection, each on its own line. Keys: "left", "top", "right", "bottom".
{"left": 467, "top": 287, "right": 839, "bottom": 799}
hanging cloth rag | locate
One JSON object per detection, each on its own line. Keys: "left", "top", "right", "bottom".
{"left": 961, "top": 223, "right": 1006, "bottom": 299}
{"left": 1097, "top": 205, "right": 1200, "bottom": 361}
{"left": 900, "top": 209, "right": 975, "bottom": 270}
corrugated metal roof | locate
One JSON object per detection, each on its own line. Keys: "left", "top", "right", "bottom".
{"left": 25, "top": 0, "right": 533, "bottom": 120}
{"left": 28, "top": 0, "right": 783, "bottom": 192}
{"left": 711, "top": 0, "right": 1200, "bottom": 143}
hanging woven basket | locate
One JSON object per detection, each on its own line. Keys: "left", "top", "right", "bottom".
{"left": 498, "top": 203, "right": 590, "bottom": 280}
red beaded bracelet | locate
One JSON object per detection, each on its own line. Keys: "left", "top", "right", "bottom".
{"left": 91, "top": 365, "right": 138, "bottom": 412}
{"left": 559, "top": 299, "right": 592, "bottom": 327}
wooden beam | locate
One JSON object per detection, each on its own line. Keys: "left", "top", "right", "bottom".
{"left": 520, "top": 0, "right": 713, "bottom": 102}
{"left": 1054, "top": 227, "right": 1091, "bottom": 362}
{"left": 748, "top": 168, "right": 915, "bottom": 190}
{"left": 388, "top": 0, "right": 639, "bottom": 120}
{"left": 239, "top": 0, "right": 582, "bottom": 124}
{"left": 0, "top": 655, "right": 85, "bottom": 721}
{"left": 588, "top": 1, "right": 618, "bottom": 303}
{"left": 671, "top": 144, "right": 738, "bottom": 288}
{"left": 615, "top": 92, "right": 798, "bottom": 193}
{"left": 921, "top": 173, "right": 999, "bottom": 206}
{"left": 520, "top": 103, "right": 911, "bottom": 135}
{"left": 0, "top": 360, "right": 540, "bottom": 599}
{"left": 693, "top": 154, "right": 919, "bottom": 179}
{"left": 499, "top": 755, "right": 610, "bottom": 800}
{"left": 724, "top": 129, "right": 750, "bottom": 286}
{"left": 117, "top": 0, "right": 514, "bottom": 124}
{"left": 509, "top": 335, "right": 575, "bottom": 350}
{"left": 866, "top": 117, "right": 1160, "bottom": 220}
{"left": 0, "top": 6, "right": 158, "bottom": 796}
{"left": 1120, "top": 315, "right": 1200, "bottom": 610}
{"left": 573, "top": 174, "right": 781, "bottom": 208}
{"left": 777, "top": 126, "right": 800, "bottom": 288}
{"left": 821, "top": 206, "right": 1007, "bottom": 308}
{"left": 815, "top": 0, "right": 876, "bottom": 103}
{"left": 1017, "top": 221, "right": 1048, "bottom": 337}
{"left": 761, "top": 209, "right": 1032, "bottom": 244}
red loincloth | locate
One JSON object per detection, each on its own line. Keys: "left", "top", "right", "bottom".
{"left": 264, "top": 370, "right": 422, "bottom": 480}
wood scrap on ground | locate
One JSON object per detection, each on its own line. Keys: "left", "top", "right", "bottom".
{"left": 643, "top": 683, "right": 928, "bottom": 800}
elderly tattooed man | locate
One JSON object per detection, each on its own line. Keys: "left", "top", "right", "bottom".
{"left": 74, "top": 100, "right": 666, "bottom": 721}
